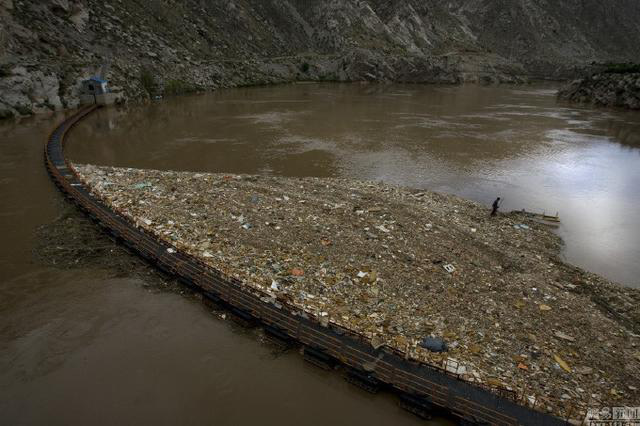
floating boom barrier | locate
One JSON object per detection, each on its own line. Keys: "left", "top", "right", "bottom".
{"left": 45, "top": 106, "right": 581, "bottom": 426}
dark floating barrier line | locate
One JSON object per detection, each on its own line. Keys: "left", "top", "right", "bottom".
{"left": 45, "top": 106, "right": 570, "bottom": 426}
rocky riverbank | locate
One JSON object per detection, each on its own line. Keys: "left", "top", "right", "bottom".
{"left": 3, "top": 0, "right": 640, "bottom": 118}
{"left": 558, "top": 72, "right": 640, "bottom": 110}
{"left": 74, "top": 163, "right": 640, "bottom": 419}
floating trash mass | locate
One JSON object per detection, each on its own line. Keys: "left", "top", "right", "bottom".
{"left": 74, "top": 163, "right": 640, "bottom": 417}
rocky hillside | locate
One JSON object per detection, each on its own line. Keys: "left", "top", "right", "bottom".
{"left": 558, "top": 72, "right": 640, "bottom": 110}
{"left": 1, "top": 0, "right": 640, "bottom": 118}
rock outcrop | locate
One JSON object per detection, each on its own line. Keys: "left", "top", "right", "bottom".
{"left": 1, "top": 0, "right": 640, "bottom": 117}
{"left": 558, "top": 73, "right": 640, "bottom": 110}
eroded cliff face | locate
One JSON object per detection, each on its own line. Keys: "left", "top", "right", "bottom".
{"left": 558, "top": 73, "right": 640, "bottom": 110}
{"left": 1, "top": 0, "right": 639, "bottom": 118}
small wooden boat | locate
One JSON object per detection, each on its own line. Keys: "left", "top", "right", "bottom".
{"left": 519, "top": 209, "right": 561, "bottom": 226}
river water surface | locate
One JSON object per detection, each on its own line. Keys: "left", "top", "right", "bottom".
{"left": 69, "top": 83, "right": 640, "bottom": 287}
{"left": 1, "top": 83, "right": 639, "bottom": 425}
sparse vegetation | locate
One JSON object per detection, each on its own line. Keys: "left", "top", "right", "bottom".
{"left": 164, "top": 79, "right": 197, "bottom": 96}
{"left": 14, "top": 104, "right": 34, "bottom": 116}
{"left": 0, "top": 108, "right": 14, "bottom": 119}
{"left": 603, "top": 63, "right": 640, "bottom": 74}
{"left": 3, "top": 0, "right": 640, "bottom": 118}
{"left": 559, "top": 69, "right": 640, "bottom": 109}
{"left": 139, "top": 68, "right": 156, "bottom": 96}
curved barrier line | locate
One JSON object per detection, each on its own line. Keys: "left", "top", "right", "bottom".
{"left": 45, "top": 106, "right": 571, "bottom": 426}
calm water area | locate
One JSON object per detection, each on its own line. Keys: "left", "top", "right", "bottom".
{"left": 1, "top": 82, "right": 639, "bottom": 424}
{"left": 69, "top": 83, "right": 640, "bottom": 287}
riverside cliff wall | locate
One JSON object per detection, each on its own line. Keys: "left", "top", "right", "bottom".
{"left": 2, "top": 0, "right": 640, "bottom": 118}
{"left": 558, "top": 72, "right": 640, "bottom": 110}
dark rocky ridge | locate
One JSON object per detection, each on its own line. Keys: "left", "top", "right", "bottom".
{"left": 1, "top": 0, "right": 640, "bottom": 118}
{"left": 558, "top": 72, "right": 640, "bottom": 110}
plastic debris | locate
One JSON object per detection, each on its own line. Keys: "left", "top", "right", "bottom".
{"left": 554, "top": 331, "right": 576, "bottom": 342}
{"left": 375, "top": 225, "right": 391, "bottom": 233}
{"left": 290, "top": 268, "right": 305, "bottom": 277}
{"left": 577, "top": 367, "right": 593, "bottom": 375}
{"left": 73, "top": 163, "right": 640, "bottom": 417}
{"left": 553, "top": 354, "right": 572, "bottom": 373}
{"left": 420, "top": 337, "right": 448, "bottom": 353}
{"left": 132, "top": 182, "right": 152, "bottom": 190}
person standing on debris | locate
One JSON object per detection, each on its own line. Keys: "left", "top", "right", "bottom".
{"left": 491, "top": 197, "right": 501, "bottom": 216}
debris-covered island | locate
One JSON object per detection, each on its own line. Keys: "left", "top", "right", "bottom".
{"left": 74, "top": 164, "right": 640, "bottom": 417}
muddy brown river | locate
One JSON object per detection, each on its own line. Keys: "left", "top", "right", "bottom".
{"left": 1, "top": 83, "right": 639, "bottom": 424}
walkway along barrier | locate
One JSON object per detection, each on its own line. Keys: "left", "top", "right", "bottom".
{"left": 45, "top": 106, "right": 579, "bottom": 426}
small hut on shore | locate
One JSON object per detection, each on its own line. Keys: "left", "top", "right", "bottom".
{"left": 80, "top": 77, "right": 116, "bottom": 105}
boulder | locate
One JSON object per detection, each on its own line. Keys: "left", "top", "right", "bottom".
{"left": 0, "top": 0, "right": 13, "bottom": 10}
{"left": 69, "top": 3, "right": 89, "bottom": 32}
{"left": 50, "top": 0, "right": 70, "bottom": 14}
{"left": 0, "top": 67, "right": 62, "bottom": 116}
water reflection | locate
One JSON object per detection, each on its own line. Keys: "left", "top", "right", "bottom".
{"left": 0, "top": 106, "right": 439, "bottom": 426}
{"left": 67, "top": 83, "right": 640, "bottom": 287}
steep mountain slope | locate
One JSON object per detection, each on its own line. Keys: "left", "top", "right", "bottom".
{"left": 1, "top": 0, "right": 639, "bottom": 117}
